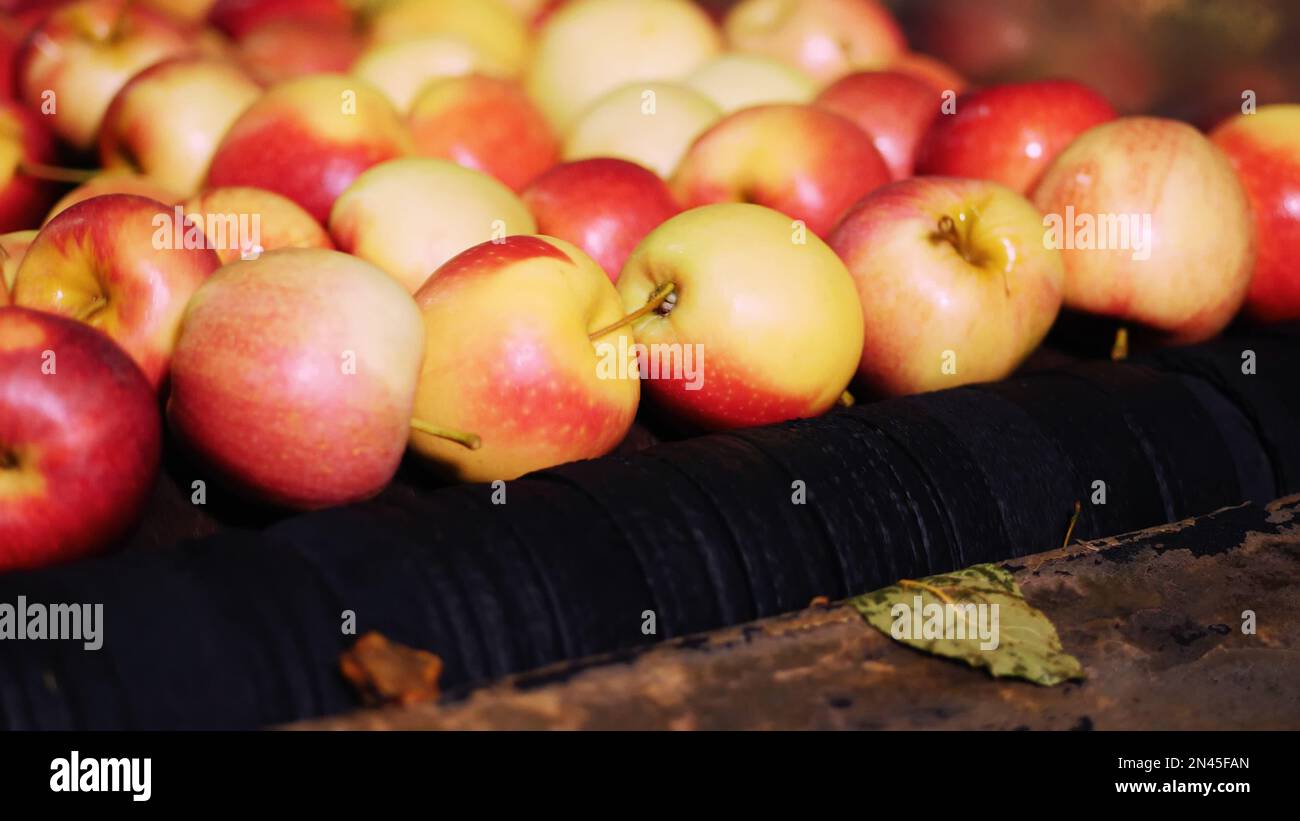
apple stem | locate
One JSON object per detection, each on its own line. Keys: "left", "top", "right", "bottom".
{"left": 838, "top": 390, "right": 855, "bottom": 408}
{"left": 18, "top": 161, "right": 99, "bottom": 184}
{"left": 1062, "top": 500, "right": 1082, "bottom": 548}
{"left": 1111, "top": 327, "right": 1129, "bottom": 361}
{"left": 410, "top": 418, "right": 481, "bottom": 451}
{"left": 588, "top": 281, "right": 676, "bottom": 341}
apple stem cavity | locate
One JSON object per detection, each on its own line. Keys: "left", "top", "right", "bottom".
{"left": 410, "top": 418, "right": 482, "bottom": 451}
{"left": 19, "top": 161, "right": 100, "bottom": 184}
{"left": 588, "top": 281, "right": 677, "bottom": 341}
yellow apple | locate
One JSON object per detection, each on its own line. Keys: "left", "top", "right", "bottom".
{"left": 684, "top": 53, "right": 817, "bottom": 113}
{"left": 329, "top": 158, "right": 536, "bottom": 292}
{"left": 563, "top": 81, "right": 721, "bottom": 179}
{"left": 618, "top": 203, "right": 863, "bottom": 430}
{"left": 526, "top": 0, "right": 721, "bottom": 131}
{"left": 363, "top": 0, "right": 529, "bottom": 78}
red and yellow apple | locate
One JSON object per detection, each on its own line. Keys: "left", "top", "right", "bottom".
{"left": 563, "top": 81, "right": 721, "bottom": 179}
{"left": 13, "top": 194, "right": 221, "bottom": 387}
{"left": 0, "top": 306, "right": 161, "bottom": 572}
{"left": 17, "top": 0, "right": 193, "bottom": 150}
{"left": 352, "top": 36, "right": 514, "bottom": 113}
{"left": 1209, "top": 105, "right": 1300, "bottom": 324}
{"left": 168, "top": 248, "right": 425, "bottom": 509}
{"left": 722, "top": 0, "right": 905, "bottom": 84}
{"left": 363, "top": 0, "right": 529, "bottom": 79}
{"left": 617, "top": 202, "right": 863, "bottom": 430}
{"left": 829, "top": 177, "right": 1064, "bottom": 396}
{"left": 182, "top": 186, "right": 333, "bottom": 265}
{"left": 672, "top": 104, "right": 891, "bottom": 237}
{"left": 329, "top": 157, "right": 535, "bottom": 292}
{"left": 1032, "top": 116, "right": 1255, "bottom": 343}
{"left": 206, "top": 74, "right": 413, "bottom": 223}
{"left": 522, "top": 157, "right": 681, "bottom": 282}
{"left": 888, "top": 51, "right": 967, "bottom": 95}
{"left": 234, "top": 19, "right": 362, "bottom": 86}
{"left": 915, "top": 79, "right": 1118, "bottom": 195}
{"left": 526, "top": 0, "right": 721, "bottom": 130}
{"left": 409, "top": 234, "right": 639, "bottom": 482}
{"left": 815, "top": 71, "right": 943, "bottom": 180}
{"left": 98, "top": 56, "right": 262, "bottom": 196}
{"left": 208, "top": 0, "right": 352, "bottom": 38}
{"left": 408, "top": 74, "right": 558, "bottom": 192}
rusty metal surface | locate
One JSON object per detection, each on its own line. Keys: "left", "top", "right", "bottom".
{"left": 296, "top": 495, "right": 1300, "bottom": 731}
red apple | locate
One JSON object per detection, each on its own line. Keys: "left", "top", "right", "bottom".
{"left": 522, "top": 158, "right": 680, "bottom": 281}
{"left": 168, "top": 248, "right": 425, "bottom": 509}
{"left": 0, "top": 99, "right": 62, "bottom": 232}
{"left": 1210, "top": 105, "right": 1300, "bottom": 324}
{"left": 12, "top": 194, "right": 221, "bottom": 387}
{"left": 617, "top": 202, "right": 864, "bottom": 430}
{"left": 1032, "top": 117, "right": 1255, "bottom": 343}
{"left": 915, "top": 79, "right": 1118, "bottom": 195}
{"left": 815, "top": 71, "right": 943, "bottom": 180}
{"left": 208, "top": 0, "right": 352, "bottom": 39}
{"left": 98, "top": 56, "right": 262, "bottom": 196}
{"left": 17, "top": 0, "right": 194, "bottom": 150}
{"left": 722, "top": 0, "right": 906, "bottom": 83}
{"left": 829, "top": 177, "right": 1064, "bottom": 396}
{"left": 234, "top": 19, "right": 362, "bottom": 86}
{"left": 408, "top": 75, "right": 559, "bottom": 192}
{"left": 206, "top": 74, "right": 413, "bottom": 224}
{"left": 183, "top": 186, "right": 333, "bottom": 265}
{"left": 0, "top": 306, "right": 160, "bottom": 572}
{"left": 409, "top": 234, "right": 639, "bottom": 482}
{"left": 44, "top": 171, "right": 182, "bottom": 224}
{"left": 672, "top": 104, "right": 891, "bottom": 237}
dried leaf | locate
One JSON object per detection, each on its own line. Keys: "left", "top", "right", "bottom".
{"left": 339, "top": 632, "right": 443, "bottom": 707}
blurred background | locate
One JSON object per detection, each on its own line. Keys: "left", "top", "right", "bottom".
{"left": 699, "top": 0, "right": 1300, "bottom": 126}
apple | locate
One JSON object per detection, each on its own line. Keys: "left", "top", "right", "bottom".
{"left": 672, "top": 104, "right": 891, "bottom": 237}
{"left": 563, "top": 81, "right": 721, "bottom": 179}
{"left": 98, "top": 57, "right": 262, "bottom": 197}
{"left": 13, "top": 194, "right": 221, "bottom": 387}
{"left": 684, "top": 53, "right": 817, "bottom": 114}
{"left": 815, "top": 71, "right": 943, "bottom": 180}
{"left": 409, "top": 234, "right": 639, "bottom": 482}
{"left": 1032, "top": 116, "right": 1254, "bottom": 344}
{"left": 182, "top": 186, "right": 333, "bottom": 265}
{"left": 829, "top": 177, "right": 1064, "bottom": 396}
{"left": 0, "top": 8, "right": 50, "bottom": 102}
{"left": 0, "top": 99, "right": 62, "bottom": 233}
{"left": 233, "top": 19, "right": 362, "bottom": 86}
{"left": 363, "top": 0, "right": 529, "bottom": 78}
{"left": 722, "top": 0, "right": 905, "bottom": 84}
{"left": 44, "top": 171, "right": 182, "bottom": 224}
{"left": 329, "top": 157, "right": 535, "bottom": 293}
{"left": 526, "top": 0, "right": 721, "bottom": 131}
{"left": 0, "top": 229, "right": 36, "bottom": 294}
{"left": 205, "top": 73, "right": 413, "bottom": 224}
{"left": 168, "top": 248, "right": 424, "bottom": 510}
{"left": 408, "top": 74, "right": 558, "bottom": 192}
{"left": 208, "top": 0, "right": 352, "bottom": 39}
{"left": 914, "top": 79, "right": 1118, "bottom": 195}
{"left": 141, "top": 0, "right": 218, "bottom": 24}
{"left": 352, "top": 36, "right": 514, "bottom": 114}
{"left": 617, "top": 202, "right": 863, "bottom": 430}
{"left": 522, "top": 158, "right": 681, "bottom": 281}
{"left": 0, "top": 307, "right": 161, "bottom": 571}
{"left": 1209, "top": 105, "right": 1300, "bottom": 324}
{"left": 17, "top": 0, "right": 194, "bottom": 150}
{"left": 888, "top": 51, "right": 967, "bottom": 95}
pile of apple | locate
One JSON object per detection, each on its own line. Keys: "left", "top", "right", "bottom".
{"left": 1, "top": 0, "right": 1297, "bottom": 573}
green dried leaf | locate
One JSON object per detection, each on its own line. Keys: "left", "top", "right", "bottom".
{"left": 849, "top": 564, "right": 1084, "bottom": 686}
